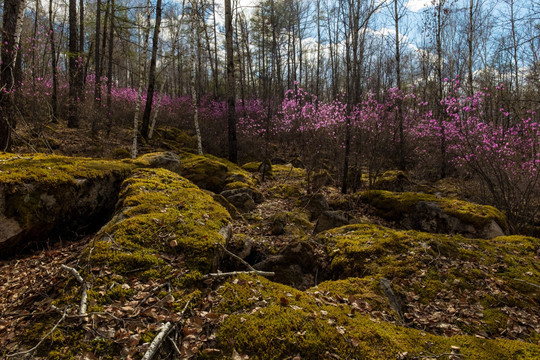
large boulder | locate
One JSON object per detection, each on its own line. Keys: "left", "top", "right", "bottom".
{"left": 180, "top": 152, "right": 255, "bottom": 193}
{"left": 316, "top": 224, "right": 540, "bottom": 340}
{"left": 300, "top": 193, "right": 329, "bottom": 221}
{"left": 313, "top": 210, "right": 350, "bottom": 234}
{"left": 361, "top": 190, "right": 507, "bottom": 238}
{"left": 0, "top": 153, "right": 136, "bottom": 255}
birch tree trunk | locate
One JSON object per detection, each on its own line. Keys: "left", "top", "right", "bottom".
{"left": 190, "top": 0, "right": 203, "bottom": 155}
{"left": 131, "top": 2, "right": 151, "bottom": 158}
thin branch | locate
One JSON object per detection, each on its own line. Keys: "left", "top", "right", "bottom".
{"left": 203, "top": 270, "right": 275, "bottom": 279}
{"left": 218, "top": 243, "right": 255, "bottom": 271}
{"left": 61, "top": 264, "right": 87, "bottom": 316}
{"left": 6, "top": 308, "right": 68, "bottom": 358}
{"left": 514, "top": 279, "right": 540, "bottom": 289}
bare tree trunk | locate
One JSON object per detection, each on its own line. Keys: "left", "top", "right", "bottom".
{"left": 141, "top": 0, "right": 162, "bottom": 139}
{"left": 148, "top": 77, "right": 167, "bottom": 140}
{"left": 394, "top": 0, "right": 405, "bottom": 170}
{"left": 225, "top": 0, "right": 237, "bottom": 163}
{"left": 131, "top": 2, "right": 151, "bottom": 158}
{"left": 48, "top": 0, "right": 58, "bottom": 121}
{"left": 68, "top": 0, "right": 79, "bottom": 128}
{"left": 105, "top": 0, "right": 115, "bottom": 135}
{"left": 190, "top": 0, "right": 203, "bottom": 155}
{"left": 0, "top": 0, "right": 27, "bottom": 150}
{"left": 79, "top": 0, "right": 85, "bottom": 100}
{"left": 92, "top": 0, "right": 102, "bottom": 134}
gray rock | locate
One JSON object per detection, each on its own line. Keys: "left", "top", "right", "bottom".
{"left": 221, "top": 187, "right": 264, "bottom": 204}
{"left": 300, "top": 194, "right": 329, "bottom": 221}
{"left": 140, "top": 151, "right": 182, "bottom": 173}
{"left": 226, "top": 193, "right": 256, "bottom": 211}
{"left": 313, "top": 211, "right": 350, "bottom": 234}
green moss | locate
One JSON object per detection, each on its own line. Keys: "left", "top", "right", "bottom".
{"left": 272, "top": 164, "right": 306, "bottom": 179}
{"left": 361, "top": 190, "right": 508, "bottom": 230}
{"left": 268, "top": 183, "right": 304, "bottom": 199}
{"left": 241, "top": 162, "right": 261, "bottom": 172}
{"left": 180, "top": 152, "right": 255, "bottom": 193}
{"left": 0, "top": 153, "right": 136, "bottom": 187}
{"left": 215, "top": 275, "right": 540, "bottom": 360}
{"left": 91, "top": 168, "right": 231, "bottom": 273}
{"left": 154, "top": 126, "right": 198, "bottom": 151}
{"left": 315, "top": 224, "right": 539, "bottom": 338}
{"left": 483, "top": 309, "right": 508, "bottom": 334}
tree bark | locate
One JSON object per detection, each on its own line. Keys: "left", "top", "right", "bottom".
{"left": 225, "top": 0, "right": 237, "bottom": 163}
{"left": 68, "top": 0, "right": 79, "bottom": 128}
{"left": 0, "top": 0, "right": 27, "bottom": 150}
{"left": 48, "top": 0, "right": 58, "bottom": 121}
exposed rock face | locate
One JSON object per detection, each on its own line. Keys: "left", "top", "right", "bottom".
{"left": 0, "top": 154, "right": 136, "bottom": 256}
{"left": 404, "top": 201, "right": 505, "bottom": 238}
{"left": 313, "top": 211, "right": 350, "bottom": 234}
{"left": 361, "top": 190, "right": 507, "bottom": 239}
{"left": 300, "top": 193, "right": 329, "bottom": 221}
{"left": 134, "top": 151, "right": 182, "bottom": 173}
{"left": 220, "top": 188, "right": 264, "bottom": 212}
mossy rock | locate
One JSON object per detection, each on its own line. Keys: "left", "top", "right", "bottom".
{"left": 0, "top": 153, "right": 137, "bottom": 255}
{"left": 154, "top": 126, "right": 198, "bottom": 151}
{"left": 241, "top": 161, "right": 261, "bottom": 172}
{"left": 268, "top": 183, "right": 304, "bottom": 199}
{"left": 90, "top": 168, "right": 231, "bottom": 273}
{"left": 180, "top": 153, "right": 255, "bottom": 193}
{"left": 214, "top": 274, "right": 540, "bottom": 359}
{"left": 316, "top": 224, "right": 539, "bottom": 340}
{"left": 362, "top": 170, "right": 410, "bottom": 191}
{"left": 361, "top": 190, "right": 508, "bottom": 237}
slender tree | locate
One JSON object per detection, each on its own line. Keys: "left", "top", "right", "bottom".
{"left": 0, "top": 0, "right": 27, "bottom": 150}
{"left": 225, "top": 0, "right": 237, "bottom": 162}
{"left": 141, "top": 0, "right": 163, "bottom": 139}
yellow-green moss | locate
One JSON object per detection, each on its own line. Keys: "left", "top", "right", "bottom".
{"left": 271, "top": 164, "right": 306, "bottom": 179}
{"left": 241, "top": 162, "right": 261, "bottom": 172}
{"left": 180, "top": 152, "right": 255, "bottom": 193}
{"left": 316, "top": 224, "right": 539, "bottom": 338}
{"left": 215, "top": 275, "right": 540, "bottom": 360}
{"left": 361, "top": 190, "right": 508, "bottom": 230}
{"left": 91, "top": 168, "right": 231, "bottom": 273}
{"left": 268, "top": 183, "right": 304, "bottom": 199}
{"left": 0, "top": 153, "right": 135, "bottom": 188}
{"left": 154, "top": 126, "right": 198, "bottom": 151}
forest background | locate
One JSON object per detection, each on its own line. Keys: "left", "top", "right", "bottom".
{"left": 0, "top": 0, "right": 538, "bottom": 234}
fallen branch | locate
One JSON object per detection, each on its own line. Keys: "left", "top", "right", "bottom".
{"left": 0, "top": 156, "right": 33, "bottom": 162}
{"left": 6, "top": 308, "right": 67, "bottom": 358}
{"left": 141, "top": 322, "right": 174, "bottom": 360}
{"left": 204, "top": 270, "right": 275, "bottom": 279}
{"left": 514, "top": 279, "right": 540, "bottom": 289}
{"left": 61, "top": 264, "right": 87, "bottom": 316}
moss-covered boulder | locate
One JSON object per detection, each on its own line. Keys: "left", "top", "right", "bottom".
{"left": 361, "top": 190, "right": 507, "bottom": 238}
{"left": 316, "top": 224, "right": 539, "bottom": 340}
{"left": 363, "top": 170, "right": 410, "bottom": 191}
{"left": 180, "top": 152, "right": 255, "bottom": 193}
{"left": 89, "top": 168, "right": 231, "bottom": 274}
{"left": 214, "top": 274, "right": 540, "bottom": 359}
{"left": 0, "top": 153, "right": 136, "bottom": 255}
{"left": 153, "top": 126, "right": 198, "bottom": 151}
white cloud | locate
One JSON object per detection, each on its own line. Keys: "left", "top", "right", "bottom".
{"left": 405, "top": 0, "right": 430, "bottom": 12}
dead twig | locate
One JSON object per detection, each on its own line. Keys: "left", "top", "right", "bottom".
{"left": 61, "top": 264, "right": 87, "bottom": 316}
{"left": 204, "top": 270, "right": 275, "bottom": 279}
{"left": 514, "top": 279, "right": 540, "bottom": 289}
{"left": 218, "top": 243, "right": 256, "bottom": 271}
{"left": 6, "top": 308, "right": 68, "bottom": 358}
